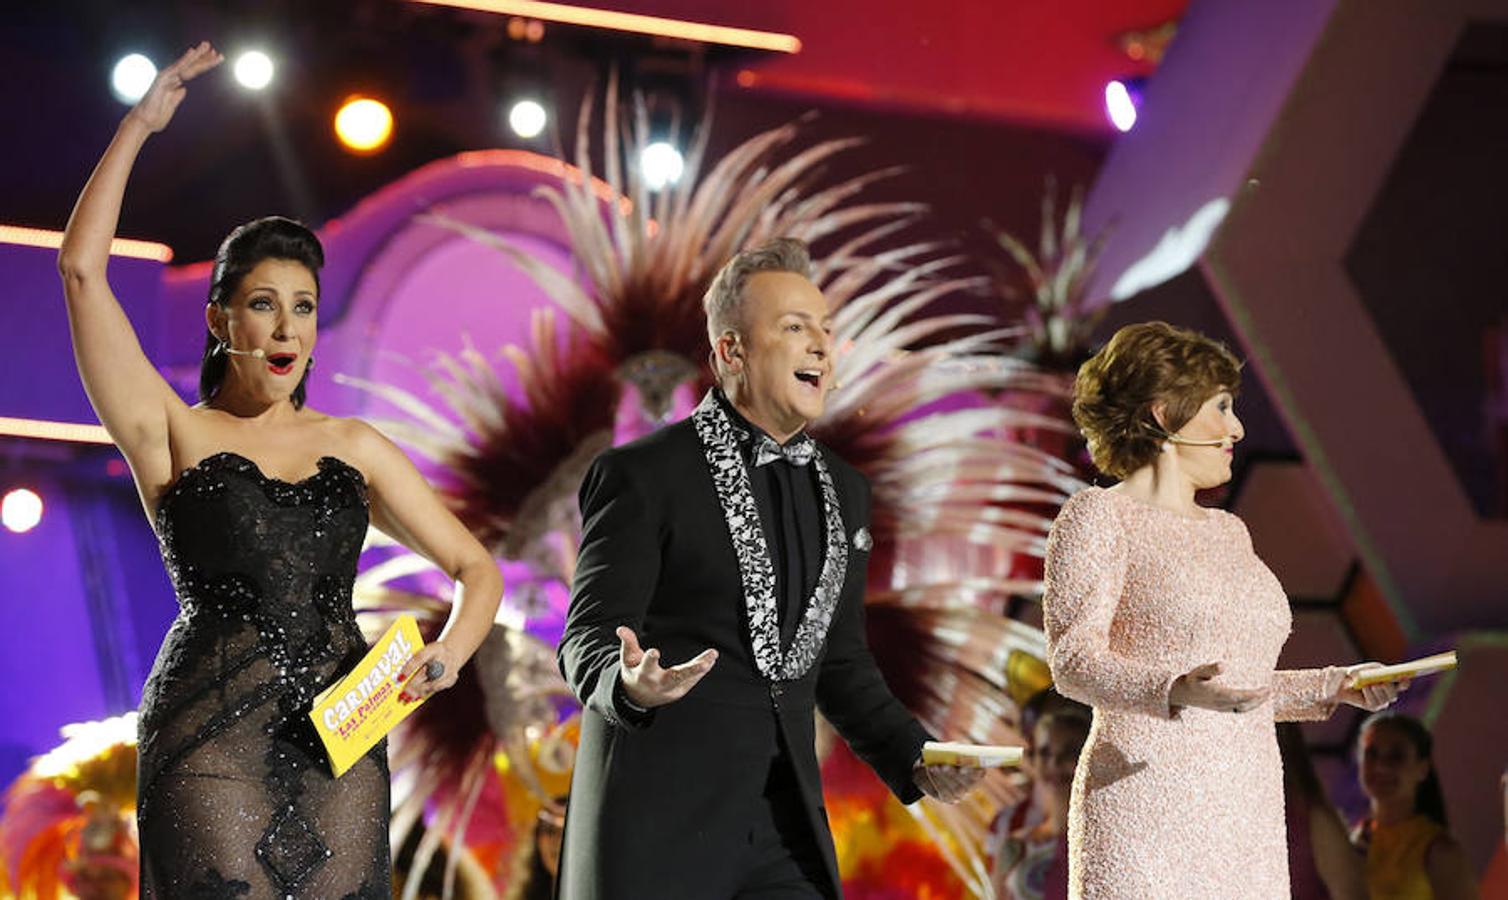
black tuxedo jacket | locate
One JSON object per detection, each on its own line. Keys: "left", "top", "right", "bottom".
{"left": 556, "top": 416, "right": 929, "bottom": 900}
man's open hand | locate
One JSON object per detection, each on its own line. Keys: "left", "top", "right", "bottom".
{"left": 617, "top": 626, "right": 718, "bottom": 708}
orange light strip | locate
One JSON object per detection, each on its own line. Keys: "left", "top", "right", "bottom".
{"left": 0, "top": 225, "right": 173, "bottom": 262}
{"left": 0, "top": 416, "right": 115, "bottom": 446}
{"left": 408, "top": 0, "right": 801, "bottom": 53}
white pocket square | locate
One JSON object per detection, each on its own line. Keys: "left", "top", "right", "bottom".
{"left": 851, "top": 527, "right": 872, "bottom": 551}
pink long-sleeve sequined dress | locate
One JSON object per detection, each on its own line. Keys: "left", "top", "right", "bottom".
{"left": 1043, "top": 486, "right": 1345, "bottom": 899}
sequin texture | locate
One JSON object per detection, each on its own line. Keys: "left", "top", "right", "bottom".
{"left": 138, "top": 452, "right": 390, "bottom": 898}
{"left": 1043, "top": 487, "right": 1342, "bottom": 900}
{"left": 691, "top": 390, "right": 849, "bottom": 682}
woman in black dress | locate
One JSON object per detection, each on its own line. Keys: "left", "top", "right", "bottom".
{"left": 57, "top": 43, "right": 504, "bottom": 897}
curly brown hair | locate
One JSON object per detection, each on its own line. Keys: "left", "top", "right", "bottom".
{"left": 1072, "top": 322, "right": 1242, "bottom": 479}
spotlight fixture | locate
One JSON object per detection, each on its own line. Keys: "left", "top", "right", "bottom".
{"left": 1116, "top": 20, "right": 1179, "bottom": 66}
{"left": 111, "top": 53, "right": 157, "bottom": 104}
{"left": 507, "top": 16, "right": 546, "bottom": 42}
{"left": 408, "top": 0, "right": 800, "bottom": 53}
{"left": 0, "top": 415, "right": 114, "bottom": 445}
{"left": 334, "top": 96, "right": 394, "bottom": 153}
{"left": 640, "top": 141, "right": 685, "bottom": 191}
{"left": 233, "top": 50, "right": 274, "bottom": 90}
{"left": 1104, "top": 79, "right": 1144, "bottom": 133}
{"left": 0, "top": 225, "right": 172, "bottom": 262}
{"left": 2, "top": 488, "right": 42, "bottom": 534}
{"left": 508, "top": 99, "right": 547, "bottom": 138}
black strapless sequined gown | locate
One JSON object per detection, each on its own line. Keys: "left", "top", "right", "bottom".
{"left": 138, "top": 452, "right": 390, "bottom": 899}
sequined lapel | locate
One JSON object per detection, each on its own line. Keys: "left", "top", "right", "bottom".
{"left": 691, "top": 391, "right": 849, "bottom": 681}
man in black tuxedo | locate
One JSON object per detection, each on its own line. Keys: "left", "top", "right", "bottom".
{"left": 556, "top": 238, "right": 980, "bottom": 899}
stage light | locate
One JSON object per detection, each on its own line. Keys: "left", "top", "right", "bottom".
{"left": 508, "top": 99, "right": 547, "bottom": 138}
{"left": 0, "top": 225, "right": 172, "bottom": 262}
{"left": 1105, "top": 79, "right": 1141, "bottom": 132}
{"left": 334, "top": 97, "right": 393, "bottom": 153}
{"left": 233, "top": 50, "right": 274, "bottom": 90}
{"left": 640, "top": 141, "right": 684, "bottom": 191}
{"left": 407, "top": 0, "right": 801, "bottom": 54}
{"left": 1109, "top": 198, "right": 1230, "bottom": 300}
{"left": 2, "top": 488, "right": 42, "bottom": 534}
{"left": 111, "top": 54, "right": 157, "bottom": 104}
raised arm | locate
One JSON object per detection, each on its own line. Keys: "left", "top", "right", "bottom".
{"left": 348, "top": 421, "right": 504, "bottom": 700}
{"left": 56, "top": 42, "right": 222, "bottom": 490}
{"left": 1307, "top": 799, "right": 1367, "bottom": 900}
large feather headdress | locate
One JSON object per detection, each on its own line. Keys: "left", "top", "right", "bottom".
{"left": 345, "top": 80, "right": 1083, "bottom": 898}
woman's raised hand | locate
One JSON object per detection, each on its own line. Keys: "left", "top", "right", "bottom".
{"left": 126, "top": 41, "right": 223, "bottom": 134}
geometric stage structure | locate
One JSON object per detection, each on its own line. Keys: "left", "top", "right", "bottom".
{"left": 1084, "top": 0, "right": 1508, "bottom": 871}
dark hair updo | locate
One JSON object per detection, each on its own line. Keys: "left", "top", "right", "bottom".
{"left": 198, "top": 216, "right": 325, "bottom": 409}
{"left": 1072, "top": 321, "right": 1243, "bottom": 479}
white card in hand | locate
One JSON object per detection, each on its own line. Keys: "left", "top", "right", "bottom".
{"left": 1347, "top": 651, "right": 1457, "bottom": 688}
{"left": 921, "top": 741, "right": 1024, "bottom": 768}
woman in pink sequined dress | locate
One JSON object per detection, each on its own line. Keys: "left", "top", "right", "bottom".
{"left": 1043, "top": 322, "right": 1403, "bottom": 899}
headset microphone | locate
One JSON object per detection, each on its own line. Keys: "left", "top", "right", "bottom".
{"left": 221, "top": 343, "right": 266, "bottom": 360}
{"left": 1146, "top": 423, "right": 1230, "bottom": 448}
{"left": 1164, "top": 433, "right": 1229, "bottom": 448}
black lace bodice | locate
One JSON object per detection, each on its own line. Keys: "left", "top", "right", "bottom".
{"left": 137, "top": 451, "right": 390, "bottom": 899}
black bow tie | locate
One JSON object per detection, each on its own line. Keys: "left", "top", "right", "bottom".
{"left": 752, "top": 434, "right": 816, "bottom": 467}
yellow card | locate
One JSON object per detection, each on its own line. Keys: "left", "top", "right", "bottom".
{"left": 921, "top": 741, "right": 1024, "bottom": 768}
{"left": 1347, "top": 651, "right": 1458, "bottom": 689}
{"left": 309, "top": 615, "right": 426, "bottom": 777}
